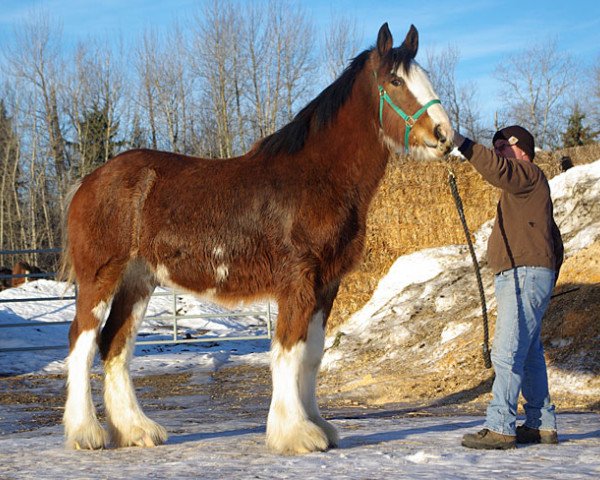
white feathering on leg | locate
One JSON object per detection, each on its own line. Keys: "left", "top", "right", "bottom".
{"left": 266, "top": 332, "right": 329, "bottom": 454}
{"left": 63, "top": 327, "right": 107, "bottom": 450}
{"left": 103, "top": 297, "right": 167, "bottom": 447}
{"left": 299, "top": 310, "right": 338, "bottom": 447}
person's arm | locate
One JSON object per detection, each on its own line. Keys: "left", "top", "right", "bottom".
{"left": 552, "top": 219, "right": 564, "bottom": 283}
{"left": 452, "top": 132, "right": 539, "bottom": 195}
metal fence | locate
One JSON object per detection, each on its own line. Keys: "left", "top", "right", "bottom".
{"left": 0, "top": 249, "right": 274, "bottom": 353}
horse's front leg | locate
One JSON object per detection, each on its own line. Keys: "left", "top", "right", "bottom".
{"left": 297, "top": 308, "right": 339, "bottom": 448}
{"left": 267, "top": 295, "right": 334, "bottom": 454}
{"left": 298, "top": 282, "right": 341, "bottom": 448}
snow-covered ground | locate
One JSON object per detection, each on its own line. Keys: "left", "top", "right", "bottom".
{"left": 1, "top": 409, "right": 598, "bottom": 479}
{"left": 1, "top": 160, "right": 599, "bottom": 478}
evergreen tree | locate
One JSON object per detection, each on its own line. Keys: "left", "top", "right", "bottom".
{"left": 128, "top": 112, "right": 148, "bottom": 150}
{"left": 562, "top": 104, "right": 595, "bottom": 148}
{"left": 75, "top": 101, "right": 122, "bottom": 177}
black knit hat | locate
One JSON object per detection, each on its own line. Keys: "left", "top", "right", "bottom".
{"left": 492, "top": 125, "right": 535, "bottom": 160}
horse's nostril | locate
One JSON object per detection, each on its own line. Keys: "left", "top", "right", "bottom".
{"left": 434, "top": 125, "right": 446, "bottom": 143}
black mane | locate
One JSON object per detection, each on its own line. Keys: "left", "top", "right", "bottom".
{"left": 256, "top": 49, "right": 372, "bottom": 157}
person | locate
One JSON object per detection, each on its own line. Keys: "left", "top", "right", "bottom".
{"left": 453, "top": 125, "right": 564, "bottom": 450}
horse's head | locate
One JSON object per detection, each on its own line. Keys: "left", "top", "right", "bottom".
{"left": 371, "top": 23, "right": 453, "bottom": 160}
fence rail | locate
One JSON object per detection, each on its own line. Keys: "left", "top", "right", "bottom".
{"left": 0, "top": 249, "right": 274, "bottom": 353}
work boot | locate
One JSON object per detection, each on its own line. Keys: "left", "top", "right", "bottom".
{"left": 461, "top": 428, "right": 516, "bottom": 450}
{"left": 516, "top": 425, "right": 559, "bottom": 445}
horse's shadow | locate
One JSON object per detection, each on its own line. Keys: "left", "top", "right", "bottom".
{"left": 167, "top": 426, "right": 265, "bottom": 445}
{"left": 166, "top": 419, "right": 484, "bottom": 449}
{"left": 167, "top": 414, "right": 600, "bottom": 450}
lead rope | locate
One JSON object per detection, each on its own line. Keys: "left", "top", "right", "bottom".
{"left": 446, "top": 165, "right": 492, "bottom": 369}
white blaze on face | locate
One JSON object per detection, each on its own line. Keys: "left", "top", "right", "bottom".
{"left": 395, "top": 61, "right": 452, "bottom": 135}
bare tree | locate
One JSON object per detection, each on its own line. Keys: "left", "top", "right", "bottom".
{"left": 426, "top": 45, "right": 485, "bottom": 141}
{"left": 590, "top": 55, "right": 600, "bottom": 137}
{"left": 243, "top": 0, "right": 315, "bottom": 138}
{"left": 0, "top": 92, "right": 22, "bottom": 252}
{"left": 2, "top": 11, "right": 68, "bottom": 256}
{"left": 323, "top": 15, "right": 361, "bottom": 82}
{"left": 66, "top": 40, "right": 124, "bottom": 178}
{"left": 135, "top": 29, "right": 160, "bottom": 150}
{"left": 191, "top": 0, "right": 240, "bottom": 158}
{"left": 277, "top": 1, "right": 316, "bottom": 123}
{"left": 244, "top": 3, "right": 270, "bottom": 140}
{"left": 150, "top": 23, "right": 193, "bottom": 153}
{"left": 190, "top": 0, "right": 316, "bottom": 155}
{"left": 494, "top": 39, "right": 575, "bottom": 149}
{"left": 4, "top": 13, "right": 68, "bottom": 194}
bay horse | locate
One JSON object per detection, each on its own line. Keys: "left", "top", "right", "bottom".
{"left": 61, "top": 23, "right": 453, "bottom": 454}
{"left": 11, "top": 261, "right": 44, "bottom": 287}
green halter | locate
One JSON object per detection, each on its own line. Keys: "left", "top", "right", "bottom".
{"left": 377, "top": 85, "right": 441, "bottom": 154}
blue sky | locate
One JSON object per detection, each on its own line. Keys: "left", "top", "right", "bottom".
{"left": 1, "top": 0, "right": 599, "bottom": 124}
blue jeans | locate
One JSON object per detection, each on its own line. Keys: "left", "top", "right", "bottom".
{"left": 484, "top": 266, "right": 557, "bottom": 435}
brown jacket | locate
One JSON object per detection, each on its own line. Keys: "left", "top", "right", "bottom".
{"left": 459, "top": 140, "right": 564, "bottom": 275}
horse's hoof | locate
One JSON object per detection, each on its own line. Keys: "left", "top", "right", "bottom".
{"left": 65, "top": 420, "right": 108, "bottom": 450}
{"left": 134, "top": 433, "right": 160, "bottom": 448}
{"left": 110, "top": 420, "right": 168, "bottom": 448}
{"left": 315, "top": 418, "right": 339, "bottom": 448}
{"left": 74, "top": 441, "right": 105, "bottom": 451}
{"left": 266, "top": 419, "right": 329, "bottom": 455}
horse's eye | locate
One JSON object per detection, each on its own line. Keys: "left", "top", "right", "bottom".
{"left": 391, "top": 78, "right": 404, "bottom": 87}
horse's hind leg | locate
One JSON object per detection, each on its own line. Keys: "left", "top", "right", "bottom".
{"left": 100, "top": 260, "right": 166, "bottom": 448}
{"left": 64, "top": 280, "right": 118, "bottom": 450}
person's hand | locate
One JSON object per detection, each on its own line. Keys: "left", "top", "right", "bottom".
{"left": 453, "top": 131, "right": 465, "bottom": 149}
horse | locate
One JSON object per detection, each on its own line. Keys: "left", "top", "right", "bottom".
{"left": 60, "top": 23, "right": 453, "bottom": 454}
{"left": 11, "top": 261, "right": 44, "bottom": 287}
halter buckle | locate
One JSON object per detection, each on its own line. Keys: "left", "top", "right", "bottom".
{"left": 405, "top": 117, "right": 415, "bottom": 127}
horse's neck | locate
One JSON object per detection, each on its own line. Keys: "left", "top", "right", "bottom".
{"left": 319, "top": 90, "right": 389, "bottom": 198}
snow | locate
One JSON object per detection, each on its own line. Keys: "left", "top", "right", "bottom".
{"left": 0, "top": 281, "right": 274, "bottom": 376}
{"left": 1, "top": 160, "right": 599, "bottom": 478}
{"left": 440, "top": 321, "right": 471, "bottom": 344}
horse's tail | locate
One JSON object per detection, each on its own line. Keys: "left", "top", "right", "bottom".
{"left": 58, "top": 180, "right": 82, "bottom": 285}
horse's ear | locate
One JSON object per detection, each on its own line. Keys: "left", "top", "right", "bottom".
{"left": 377, "top": 23, "right": 393, "bottom": 58}
{"left": 402, "top": 24, "right": 419, "bottom": 59}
